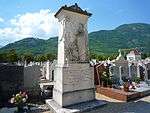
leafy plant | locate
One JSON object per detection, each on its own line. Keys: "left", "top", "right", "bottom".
{"left": 107, "top": 78, "right": 113, "bottom": 85}
{"left": 101, "top": 71, "right": 113, "bottom": 87}
{"left": 133, "top": 76, "right": 141, "bottom": 84}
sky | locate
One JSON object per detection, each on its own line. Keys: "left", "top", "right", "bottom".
{"left": 0, "top": 0, "right": 150, "bottom": 46}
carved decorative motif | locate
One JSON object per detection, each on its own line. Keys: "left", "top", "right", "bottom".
{"left": 65, "top": 38, "right": 80, "bottom": 62}
{"left": 56, "top": 5, "right": 90, "bottom": 63}
{"left": 76, "top": 23, "right": 84, "bottom": 35}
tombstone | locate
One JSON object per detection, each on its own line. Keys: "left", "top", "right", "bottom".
{"left": 46, "top": 3, "right": 106, "bottom": 113}
{"left": 45, "top": 60, "right": 56, "bottom": 81}
{"left": 46, "top": 61, "right": 50, "bottom": 80}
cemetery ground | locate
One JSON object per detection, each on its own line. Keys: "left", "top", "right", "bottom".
{"left": 0, "top": 93, "right": 150, "bottom": 113}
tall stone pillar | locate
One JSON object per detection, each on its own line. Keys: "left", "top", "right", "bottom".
{"left": 53, "top": 3, "right": 95, "bottom": 107}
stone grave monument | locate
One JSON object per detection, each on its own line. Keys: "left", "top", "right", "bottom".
{"left": 46, "top": 3, "right": 106, "bottom": 113}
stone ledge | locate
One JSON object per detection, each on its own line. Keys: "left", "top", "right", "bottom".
{"left": 53, "top": 88, "right": 95, "bottom": 94}
{"left": 46, "top": 99, "right": 106, "bottom": 113}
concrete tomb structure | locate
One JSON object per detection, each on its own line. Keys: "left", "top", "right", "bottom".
{"left": 46, "top": 3, "right": 105, "bottom": 113}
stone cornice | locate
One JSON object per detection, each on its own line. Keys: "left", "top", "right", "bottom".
{"left": 55, "top": 3, "right": 92, "bottom": 17}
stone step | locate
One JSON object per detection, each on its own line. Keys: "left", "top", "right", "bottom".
{"left": 46, "top": 99, "right": 106, "bottom": 113}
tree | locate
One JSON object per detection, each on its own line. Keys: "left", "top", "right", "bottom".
{"left": 23, "top": 53, "right": 34, "bottom": 64}
{"left": 46, "top": 53, "right": 56, "bottom": 61}
{"left": 89, "top": 53, "right": 97, "bottom": 59}
{"left": 97, "top": 55, "right": 107, "bottom": 61}
{"left": 34, "top": 55, "right": 46, "bottom": 62}
{"left": 0, "top": 53, "right": 7, "bottom": 62}
{"left": 109, "top": 54, "right": 117, "bottom": 60}
{"left": 7, "top": 49, "right": 18, "bottom": 63}
{"left": 141, "top": 53, "right": 150, "bottom": 59}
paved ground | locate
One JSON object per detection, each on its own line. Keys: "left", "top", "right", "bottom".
{"left": 30, "top": 94, "right": 150, "bottom": 113}
{"left": 84, "top": 94, "right": 150, "bottom": 113}
{"left": 0, "top": 104, "right": 50, "bottom": 113}
{"left": 1, "top": 94, "right": 150, "bottom": 113}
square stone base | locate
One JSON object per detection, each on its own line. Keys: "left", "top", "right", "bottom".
{"left": 53, "top": 88, "right": 95, "bottom": 107}
{"left": 54, "top": 63, "right": 95, "bottom": 106}
{"left": 46, "top": 99, "right": 106, "bottom": 113}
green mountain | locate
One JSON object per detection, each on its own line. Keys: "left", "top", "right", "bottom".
{"left": 89, "top": 23, "right": 150, "bottom": 54}
{"left": 0, "top": 23, "right": 150, "bottom": 55}
{"left": 0, "top": 37, "right": 58, "bottom": 55}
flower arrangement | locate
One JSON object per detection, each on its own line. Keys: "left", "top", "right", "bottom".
{"left": 10, "top": 91, "right": 28, "bottom": 112}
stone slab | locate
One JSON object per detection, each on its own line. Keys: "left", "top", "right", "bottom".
{"left": 133, "top": 87, "right": 150, "bottom": 92}
{"left": 53, "top": 88, "right": 95, "bottom": 107}
{"left": 96, "top": 86, "right": 140, "bottom": 101}
{"left": 46, "top": 99, "right": 106, "bottom": 113}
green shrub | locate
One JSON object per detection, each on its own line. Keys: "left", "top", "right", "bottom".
{"left": 133, "top": 76, "right": 141, "bottom": 84}
{"left": 107, "top": 78, "right": 113, "bottom": 85}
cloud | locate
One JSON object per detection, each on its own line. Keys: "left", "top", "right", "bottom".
{"left": 0, "top": 9, "right": 59, "bottom": 46}
{"left": 0, "top": 17, "right": 4, "bottom": 23}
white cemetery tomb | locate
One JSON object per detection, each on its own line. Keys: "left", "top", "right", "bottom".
{"left": 46, "top": 3, "right": 106, "bottom": 113}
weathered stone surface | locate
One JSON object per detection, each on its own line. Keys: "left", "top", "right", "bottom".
{"left": 63, "top": 64, "right": 94, "bottom": 92}
{"left": 47, "top": 4, "right": 99, "bottom": 112}
{"left": 57, "top": 9, "right": 90, "bottom": 65}
{"left": 24, "top": 65, "right": 41, "bottom": 89}
{"left": 53, "top": 63, "right": 95, "bottom": 107}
